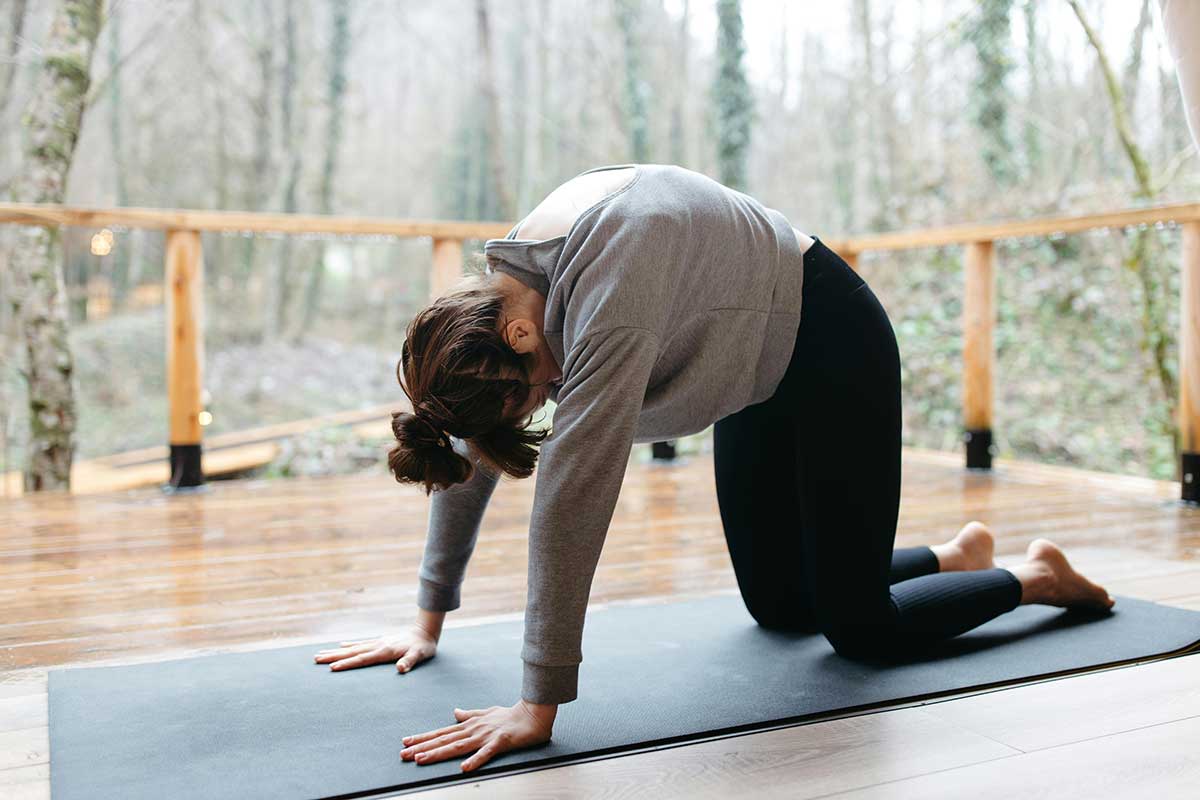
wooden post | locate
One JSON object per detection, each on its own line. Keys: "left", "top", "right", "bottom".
{"left": 963, "top": 241, "right": 995, "bottom": 470}
{"left": 165, "top": 229, "right": 205, "bottom": 490}
{"left": 1181, "top": 223, "right": 1200, "bottom": 504}
{"left": 430, "top": 238, "right": 464, "bottom": 300}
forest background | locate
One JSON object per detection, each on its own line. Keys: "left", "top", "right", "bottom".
{"left": 0, "top": 0, "right": 1196, "bottom": 490}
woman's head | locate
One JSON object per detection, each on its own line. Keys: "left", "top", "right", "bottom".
{"left": 389, "top": 268, "right": 561, "bottom": 495}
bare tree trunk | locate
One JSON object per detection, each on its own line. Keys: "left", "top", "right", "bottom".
{"left": 1068, "top": 0, "right": 1153, "bottom": 196}
{"left": 294, "top": 0, "right": 349, "bottom": 342}
{"left": 106, "top": 8, "right": 131, "bottom": 310}
{"left": 475, "top": 0, "right": 513, "bottom": 219}
{"left": 7, "top": 0, "right": 105, "bottom": 492}
{"left": 0, "top": 0, "right": 28, "bottom": 114}
{"left": 241, "top": 0, "right": 275, "bottom": 304}
{"left": 1022, "top": 0, "right": 1042, "bottom": 179}
{"left": 1069, "top": 0, "right": 1177, "bottom": 465}
{"left": 669, "top": 0, "right": 689, "bottom": 167}
{"left": 615, "top": 0, "right": 650, "bottom": 162}
{"left": 516, "top": 1, "right": 543, "bottom": 211}
{"left": 1122, "top": 0, "right": 1152, "bottom": 112}
{"left": 264, "top": 0, "right": 303, "bottom": 341}
{"left": 854, "top": 0, "right": 884, "bottom": 224}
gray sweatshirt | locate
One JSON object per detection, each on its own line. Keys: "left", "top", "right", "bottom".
{"left": 416, "top": 164, "right": 805, "bottom": 704}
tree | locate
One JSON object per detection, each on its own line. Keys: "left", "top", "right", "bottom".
{"left": 294, "top": 0, "right": 350, "bottom": 341}
{"left": 966, "top": 0, "right": 1015, "bottom": 186}
{"left": 713, "top": 0, "right": 751, "bottom": 191}
{"left": 263, "top": 0, "right": 306, "bottom": 341}
{"left": 668, "top": 0, "right": 690, "bottom": 167}
{"left": 0, "top": 0, "right": 28, "bottom": 117}
{"left": 615, "top": 0, "right": 650, "bottom": 162}
{"left": 1021, "top": 0, "right": 1042, "bottom": 177}
{"left": 6, "top": 0, "right": 105, "bottom": 491}
{"left": 475, "top": 0, "right": 513, "bottom": 219}
{"left": 106, "top": 8, "right": 132, "bottom": 310}
{"left": 1068, "top": 0, "right": 1177, "bottom": 465}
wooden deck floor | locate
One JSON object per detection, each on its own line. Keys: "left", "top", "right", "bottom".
{"left": 1, "top": 447, "right": 1198, "bottom": 798}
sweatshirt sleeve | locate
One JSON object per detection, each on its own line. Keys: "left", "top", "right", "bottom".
{"left": 520, "top": 326, "right": 661, "bottom": 704}
{"left": 416, "top": 436, "right": 502, "bottom": 612}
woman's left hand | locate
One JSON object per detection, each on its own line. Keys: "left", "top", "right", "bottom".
{"left": 400, "top": 699, "right": 557, "bottom": 772}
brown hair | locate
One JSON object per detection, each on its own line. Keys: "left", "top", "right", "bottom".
{"left": 389, "top": 273, "right": 550, "bottom": 495}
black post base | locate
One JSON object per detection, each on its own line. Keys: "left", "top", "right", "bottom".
{"left": 651, "top": 440, "right": 677, "bottom": 461}
{"left": 167, "top": 443, "right": 205, "bottom": 490}
{"left": 964, "top": 428, "right": 994, "bottom": 470}
{"left": 1184, "top": 452, "right": 1199, "bottom": 506}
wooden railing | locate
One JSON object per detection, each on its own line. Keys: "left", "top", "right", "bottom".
{"left": 1, "top": 201, "right": 1197, "bottom": 503}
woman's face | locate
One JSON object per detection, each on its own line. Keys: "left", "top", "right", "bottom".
{"left": 498, "top": 315, "right": 562, "bottom": 422}
{"left": 495, "top": 275, "right": 562, "bottom": 421}
{"left": 507, "top": 341, "right": 562, "bottom": 421}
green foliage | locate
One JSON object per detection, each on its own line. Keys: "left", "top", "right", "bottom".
{"left": 965, "top": 0, "right": 1016, "bottom": 185}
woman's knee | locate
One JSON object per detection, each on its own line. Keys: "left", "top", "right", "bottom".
{"left": 821, "top": 615, "right": 899, "bottom": 660}
{"left": 744, "top": 594, "right": 819, "bottom": 634}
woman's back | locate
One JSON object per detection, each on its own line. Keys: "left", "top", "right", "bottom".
{"left": 513, "top": 167, "right": 638, "bottom": 241}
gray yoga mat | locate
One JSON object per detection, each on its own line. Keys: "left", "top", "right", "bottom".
{"left": 49, "top": 592, "right": 1200, "bottom": 800}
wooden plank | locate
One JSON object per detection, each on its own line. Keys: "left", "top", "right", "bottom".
{"left": 0, "top": 452, "right": 1197, "bottom": 798}
{"left": 0, "top": 202, "right": 511, "bottom": 240}
{"left": 962, "top": 241, "right": 995, "bottom": 433}
{"left": 2, "top": 202, "right": 1197, "bottom": 252}
{"left": 165, "top": 229, "right": 205, "bottom": 448}
{"left": 825, "top": 714, "right": 1200, "bottom": 800}
{"left": 824, "top": 202, "right": 1200, "bottom": 253}
{"left": 1182, "top": 222, "right": 1199, "bottom": 463}
{"left": 1, "top": 442, "right": 279, "bottom": 497}
{"left": 922, "top": 654, "right": 1200, "bottom": 752}
{"left": 0, "top": 765, "right": 48, "bottom": 799}
{"left": 0, "top": 727, "right": 46, "bottom": 771}
{"left": 412, "top": 709, "right": 1016, "bottom": 800}
{"left": 90, "top": 402, "right": 398, "bottom": 468}
{"left": 902, "top": 446, "right": 1183, "bottom": 498}
{"left": 430, "top": 238, "right": 466, "bottom": 300}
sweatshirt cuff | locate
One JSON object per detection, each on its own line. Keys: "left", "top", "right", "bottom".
{"left": 521, "top": 661, "right": 579, "bottom": 705}
{"left": 416, "top": 576, "right": 461, "bottom": 612}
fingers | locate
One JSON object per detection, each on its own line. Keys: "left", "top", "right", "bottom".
{"left": 402, "top": 722, "right": 465, "bottom": 747}
{"left": 461, "top": 740, "right": 501, "bottom": 772}
{"left": 395, "top": 647, "right": 421, "bottom": 673}
{"left": 454, "top": 707, "right": 487, "bottom": 720}
{"left": 410, "top": 735, "right": 478, "bottom": 765}
{"left": 329, "top": 651, "right": 383, "bottom": 671}
{"left": 400, "top": 730, "right": 473, "bottom": 763}
{"left": 313, "top": 642, "right": 376, "bottom": 664}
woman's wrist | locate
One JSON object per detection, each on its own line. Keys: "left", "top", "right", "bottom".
{"left": 518, "top": 698, "right": 558, "bottom": 729}
{"left": 413, "top": 608, "right": 445, "bottom": 642}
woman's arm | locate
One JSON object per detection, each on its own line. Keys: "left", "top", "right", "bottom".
{"left": 413, "top": 607, "right": 446, "bottom": 641}
{"left": 519, "top": 326, "right": 661, "bottom": 705}
{"left": 417, "top": 436, "right": 503, "bottom": 612}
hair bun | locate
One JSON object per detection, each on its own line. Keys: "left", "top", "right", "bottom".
{"left": 388, "top": 410, "right": 473, "bottom": 493}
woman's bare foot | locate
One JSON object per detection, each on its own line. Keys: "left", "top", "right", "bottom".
{"left": 1008, "top": 538, "right": 1115, "bottom": 610}
{"left": 930, "top": 520, "right": 997, "bottom": 572}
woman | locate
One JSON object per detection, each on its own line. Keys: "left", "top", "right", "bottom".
{"left": 313, "top": 164, "right": 1115, "bottom": 773}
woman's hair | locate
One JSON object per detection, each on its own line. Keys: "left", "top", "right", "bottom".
{"left": 389, "top": 272, "right": 550, "bottom": 495}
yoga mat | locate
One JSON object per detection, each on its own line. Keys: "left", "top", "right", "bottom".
{"left": 49, "top": 592, "right": 1200, "bottom": 800}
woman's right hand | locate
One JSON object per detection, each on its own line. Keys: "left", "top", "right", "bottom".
{"left": 314, "top": 624, "right": 439, "bottom": 673}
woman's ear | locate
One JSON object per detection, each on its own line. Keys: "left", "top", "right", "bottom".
{"left": 503, "top": 317, "right": 539, "bottom": 354}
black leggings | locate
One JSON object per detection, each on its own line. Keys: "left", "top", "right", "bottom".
{"left": 712, "top": 238, "right": 1023, "bottom": 659}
